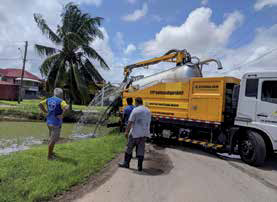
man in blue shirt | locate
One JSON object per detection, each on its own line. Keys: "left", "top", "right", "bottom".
{"left": 123, "top": 97, "right": 135, "bottom": 127}
{"left": 39, "top": 88, "right": 69, "bottom": 160}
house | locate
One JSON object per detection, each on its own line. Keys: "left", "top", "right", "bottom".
{"left": 0, "top": 68, "right": 42, "bottom": 100}
{"left": 0, "top": 80, "right": 18, "bottom": 100}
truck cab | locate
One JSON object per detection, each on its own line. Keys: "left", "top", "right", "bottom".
{"left": 234, "top": 71, "right": 277, "bottom": 165}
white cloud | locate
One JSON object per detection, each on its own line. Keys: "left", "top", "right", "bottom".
{"left": 0, "top": 0, "right": 106, "bottom": 80}
{"left": 0, "top": 0, "right": 63, "bottom": 77}
{"left": 91, "top": 27, "right": 114, "bottom": 67}
{"left": 142, "top": 7, "right": 244, "bottom": 57}
{"left": 91, "top": 29, "right": 129, "bottom": 83}
{"left": 201, "top": 0, "right": 208, "bottom": 6}
{"left": 124, "top": 44, "right": 137, "bottom": 54}
{"left": 254, "top": 0, "right": 277, "bottom": 10}
{"left": 211, "top": 24, "right": 277, "bottom": 78}
{"left": 139, "top": 6, "right": 277, "bottom": 79}
{"left": 122, "top": 3, "right": 148, "bottom": 22}
{"left": 114, "top": 32, "right": 125, "bottom": 52}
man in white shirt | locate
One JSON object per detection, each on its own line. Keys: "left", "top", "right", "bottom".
{"left": 118, "top": 97, "right": 151, "bottom": 171}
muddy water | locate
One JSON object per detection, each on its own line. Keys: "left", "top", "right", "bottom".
{"left": 0, "top": 121, "right": 98, "bottom": 155}
{"left": 0, "top": 137, "right": 43, "bottom": 155}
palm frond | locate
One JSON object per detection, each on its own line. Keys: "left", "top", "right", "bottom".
{"left": 54, "top": 60, "right": 66, "bottom": 87}
{"left": 34, "top": 13, "right": 61, "bottom": 44}
{"left": 77, "top": 17, "right": 103, "bottom": 33}
{"left": 46, "top": 62, "right": 61, "bottom": 91}
{"left": 39, "top": 53, "right": 61, "bottom": 77}
{"left": 82, "top": 58, "right": 105, "bottom": 83}
{"left": 47, "top": 56, "right": 66, "bottom": 91}
{"left": 66, "top": 32, "right": 86, "bottom": 44}
{"left": 77, "top": 17, "right": 104, "bottom": 41}
{"left": 63, "top": 32, "right": 87, "bottom": 52}
{"left": 34, "top": 44, "right": 58, "bottom": 57}
{"left": 60, "top": 3, "right": 82, "bottom": 35}
{"left": 71, "top": 63, "right": 89, "bottom": 104}
{"left": 60, "top": 3, "right": 103, "bottom": 43}
{"left": 82, "top": 46, "right": 109, "bottom": 70}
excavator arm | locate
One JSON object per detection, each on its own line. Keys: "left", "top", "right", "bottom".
{"left": 123, "top": 49, "right": 223, "bottom": 81}
{"left": 123, "top": 50, "right": 189, "bottom": 80}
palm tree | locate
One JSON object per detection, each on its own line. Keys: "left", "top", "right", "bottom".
{"left": 34, "top": 2, "right": 109, "bottom": 108}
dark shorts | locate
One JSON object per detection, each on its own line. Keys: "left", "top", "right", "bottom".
{"left": 47, "top": 125, "right": 61, "bottom": 144}
{"left": 126, "top": 135, "right": 146, "bottom": 157}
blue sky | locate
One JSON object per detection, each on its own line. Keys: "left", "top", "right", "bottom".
{"left": 0, "top": 0, "right": 277, "bottom": 82}
{"left": 84, "top": 0, "right": 276, "bottom": 46}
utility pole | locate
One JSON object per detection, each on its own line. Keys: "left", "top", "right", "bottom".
{"left": 101, "top": 86, "right": 104, "bottom": 107}
{"left": 18, "top": 41, "right": 28, "bottom": 104}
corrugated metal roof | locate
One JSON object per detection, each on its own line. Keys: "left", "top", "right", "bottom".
{"left": 0, "top": 68, "right": 41, "bottom": 81}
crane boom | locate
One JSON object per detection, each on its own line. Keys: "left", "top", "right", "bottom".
{"left": 123, "top": 49, "right": 223, "bottom": 81}
{"left": 124, "top": 50, "right": 188, "bottom": 79}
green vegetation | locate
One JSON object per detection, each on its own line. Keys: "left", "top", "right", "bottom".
{"left": 0, "top": 101, "right": 113, "bottom": 127}
{"left": 0, "top": 100, "right": 106, "bottom": 121}
{"left": 0, "top": 100, "right": 87, "bottom": 111}
{"left": 34, "top": 3, "right": 109, "bottom": 106}
{"left": 0, "top": 134, "right": 125, "bottom": 202}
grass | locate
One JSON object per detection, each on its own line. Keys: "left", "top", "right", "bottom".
{"left": 0, "top": 133, "right": 126, "bottom": 202}
{"left": 0, "top": 99, "right": 108, "bottom": 122}
{"left": 0, "top": 99, "right": 87, "bottom": 114}
{"left": 0, "top": 100, "right": 105, "bottom": 111}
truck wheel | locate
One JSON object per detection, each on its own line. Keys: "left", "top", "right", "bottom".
{"left": 239, "top": 130, "right": 266, "bottom": 166}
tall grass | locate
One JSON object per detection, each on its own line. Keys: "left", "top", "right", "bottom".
{"left": 0, "top": 134, "right": 125, "bottom": 202}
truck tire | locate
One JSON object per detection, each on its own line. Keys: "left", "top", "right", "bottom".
{"left": 239, "top": 130, "right": 266, "bottom": 166}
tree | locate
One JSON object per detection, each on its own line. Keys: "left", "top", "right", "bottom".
{"left": 34, "top": 2, "right": 109, "bottom": 108}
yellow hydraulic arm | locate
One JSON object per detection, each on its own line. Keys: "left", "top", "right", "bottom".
{"left": 123, "top": 49, "right": 188, "bottom": 80}
{"left": 123, "top": 49, "right": 223, "bottom": 81}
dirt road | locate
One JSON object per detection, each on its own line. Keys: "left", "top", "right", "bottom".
{"left": 75, "top": 144, "right": 277, "bottom": 202}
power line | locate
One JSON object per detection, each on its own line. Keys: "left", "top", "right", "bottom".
{"left": 27, "top": 58, "right": 42, "bottom": 61}
{"left": 220, "top": 47, "right": 277, "bottom": 74}
{"left": 0, "top": 57, "right": 21, "bottom": 61}
{"left": 237, "top": 47, "right": 277, "bottom": 68}
{"left": 0, "top": 40, "right": 25, "bottom": 43}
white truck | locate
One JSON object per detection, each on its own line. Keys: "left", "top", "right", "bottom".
{"left": 232, "top": 71, "right": 277, "bottom": 165}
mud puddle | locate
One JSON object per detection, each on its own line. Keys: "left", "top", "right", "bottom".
{"left": 0, "top": 137, "right": 42, "bottom": 155}
{"left": 130, "top": 144, "right": 174, "bottom": 176}
{"left": 0, "top": 135, "right": 88, "bottom": 155}
{"left": 71, "top": 133, "right": 97, "bottom": 139}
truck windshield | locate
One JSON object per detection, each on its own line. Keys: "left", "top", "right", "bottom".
{"left": 261, "top": 80, "right": 277, "bottom": 104}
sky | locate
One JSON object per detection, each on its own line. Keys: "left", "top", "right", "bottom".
{"left": 0, "top": 0, "right": 277, "bottom": 83}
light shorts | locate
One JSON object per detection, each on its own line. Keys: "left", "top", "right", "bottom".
{"left": 47, "top": 124, "right": 61, "bottom": 144}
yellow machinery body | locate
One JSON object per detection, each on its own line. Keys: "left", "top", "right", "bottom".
{"left": 123, "top": 77, "right": 240, "bottom": 123}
